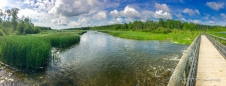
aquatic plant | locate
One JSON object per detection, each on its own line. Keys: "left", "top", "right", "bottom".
{"left": 1, "top": 36, "right": 51, "bottom": 69}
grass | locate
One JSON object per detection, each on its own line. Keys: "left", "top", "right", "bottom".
{"left": 208, "top": 31, "right": 226, "bottom": 45}
{"left": 0, "top": 30, "right": 87, "bottom": 70}
{"left": 99, "top": 30, "right": 200, "bottom": 44}
{"left": 0, "top": 36, "right": 51, "bottom": 69}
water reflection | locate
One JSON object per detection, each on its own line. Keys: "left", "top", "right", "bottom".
{"left": 0, "top": 31, "right": 188, "bottom": 85}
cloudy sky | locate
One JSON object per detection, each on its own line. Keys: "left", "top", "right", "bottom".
{"left": 1, "top": 0, "right": 226, "bottom": 29}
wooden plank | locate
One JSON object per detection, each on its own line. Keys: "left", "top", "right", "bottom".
{"left": 196, "top": 35, "right": 226, "bottom": 86}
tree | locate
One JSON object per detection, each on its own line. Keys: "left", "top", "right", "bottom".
{"left": 11, "top": 8, "right": 19, "bottom": 32}
{"left": 5, "top": 9, "right": 11, "bottom": 21}
{"left": 159, "top": 18, "right": 164, "bottom": 27}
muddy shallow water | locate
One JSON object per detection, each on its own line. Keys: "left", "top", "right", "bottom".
{"left": 0, "top": 31, "right": 188, "bottom": 86}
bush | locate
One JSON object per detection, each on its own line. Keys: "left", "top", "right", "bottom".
{"left": 152, "top": 27, "right": 171, "bottom": 34}
{"left": 0, "top": 29, "right": 5, "bottom": 36}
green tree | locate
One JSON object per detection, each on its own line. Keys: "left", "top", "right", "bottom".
{"left": 11, "top": 8, "right": 19, "bottom": 32}
{"left": 159, "top": 18, "right": 164, "bottom": 27}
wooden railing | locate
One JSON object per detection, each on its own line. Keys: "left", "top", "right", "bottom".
{"left": 205, "top": 33, "right": 226, "bottom": 58}
{"left": 168, "top": 34, "right": 201, "bottom": 86}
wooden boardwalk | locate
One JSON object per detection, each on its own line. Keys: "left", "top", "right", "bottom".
{"left": 196, "top": 35, "right": 226, "bottom": 86}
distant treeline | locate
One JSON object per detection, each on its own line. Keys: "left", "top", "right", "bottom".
{"left": 0, "top": 8, "right": 42, "bottom": 36}
{"left": 38, "top": 26, "right": 52, "bottom": 30}
{"left": 69, "top": 18, "right": 225, "bottom": 33}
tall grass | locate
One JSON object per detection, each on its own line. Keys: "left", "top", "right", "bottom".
{"left": 0, "top": 30, "right": 87, "bottom": 70}
{"left": 45, "top": 33, "right": 80, "bottom": 48}
{"left": 0, "top": 36, "right": 51, "bottom": 69}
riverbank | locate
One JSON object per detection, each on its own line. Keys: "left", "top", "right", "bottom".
{"left": 99, "top": 30, "right": 200, "bottom": 44}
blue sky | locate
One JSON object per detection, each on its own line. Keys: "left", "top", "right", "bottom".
{"left": 0, "top": 0, "right": 226, "bottom": 29}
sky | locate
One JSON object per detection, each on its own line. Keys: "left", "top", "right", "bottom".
{"left": 0, "top": 0, "right": 226, "bottom": 29}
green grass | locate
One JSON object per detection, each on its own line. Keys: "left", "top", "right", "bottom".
{"left": 208, "top": 32, "right": 226, "bottom": 45}
{"left": 99, "top": 30, "right": 199, "bottom": 44}
{"left": 0, "top": 30, "right": 87, "bottom": 70}
{"left": 0, "top": 36, "right": 51, "bottom": 69}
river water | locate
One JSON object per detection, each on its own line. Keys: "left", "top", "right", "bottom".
{"left": 0, "top": 31, "right": 188, "bottom": 86}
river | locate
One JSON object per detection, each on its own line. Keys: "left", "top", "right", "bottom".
{"left": 0, "top": 31, "right": 188, "bottom": 86}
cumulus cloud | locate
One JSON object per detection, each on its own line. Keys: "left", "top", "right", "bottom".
{"left": 48, "top": 0, "right": 101, "bottom": 17}
{"left": 155, "top": 3, "right": 171, "bottom": 13}
{"left": 206, "top": 2, "right": 224, "bottom": 11}
{"left": 183, "top": 8, "right": 200, "bottom": 16}
{"left": 69, "top": 17, "right": 91, "bottom": 26}
{"left": 110, "top": 10, "right": 120, "bottom": 18}
{"left": 92, "top": 11, "right": 107, "bottom": 20}
{"left": 120, "top": 6, "right": 140, "bottom": 18}
{"left": 110, "top": 6, "right": 140, "bottom": 18}
{"left": 154, "top": 10, "right": 172, "bottom": 19}
{"left": 109, "top": 18, "right": 124, "bottom": 24}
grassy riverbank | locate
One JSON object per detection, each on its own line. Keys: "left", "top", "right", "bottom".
{"left": 0, "top": 30, "right": 86, "bottom": 70}
{"left": 99, "top": 30, "right": 200, "bottom": 44}
{"left": 210, "top": 32, "right": 226, "bottom": 38}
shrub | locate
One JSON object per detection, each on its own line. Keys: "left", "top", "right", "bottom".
{"left": 152, "top": 27, "right": 171, "bottom": 34}
{"left": 0, "top": 29, "right": 5, "bottom": 36}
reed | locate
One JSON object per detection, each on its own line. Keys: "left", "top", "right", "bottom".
{"left": 0, "top": 30, "right": 86, "bottom": 70}
{"left": 44, "top": 32, "right": 80, "bottom": 48}
{"left": 0, "top": 36, "right": 51, "bottom": 69}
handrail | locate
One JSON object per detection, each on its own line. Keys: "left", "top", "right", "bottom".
{"left": 168, "top": 34, "right": 201, "bottom": 86}
{"left": 205, "top": 33, "right": 226, "bottom": 58}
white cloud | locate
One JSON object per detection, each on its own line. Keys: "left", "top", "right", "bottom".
{"left": 120, "top": 6, "right": 140, "bottom": 18}
{"left": 208, "top": 20, "right": 215, "bottom": 24}
{"left": 18, "top": 8, "right": 51, "bottom": 23}
{"left": 69, "top": 17, "right": 91, "bottom": 27}
{"left": 141, "top": 10, "right": 154, "bottom": 21}
{"left": 155, "top": 3, "right": 171, "bottom": 13}
{"left": 0, "top": 0, "right": 7, "bottom": 9}
{"left": 154, "top": 10, "right": 172, "bottom": 19}
{"left": 110, "top": 6, "right": 140, "bottom": 18}
{"left": 211, "top": 16, "right": 218, "bottom": 20}
{"left": 204, "top": 14, "right": 210, "bottom": 20}
{"left": 175, "top": 13, "right": 183, "bottom": 18}
{"left": 221, "top": 13, "right": 226, "bottom": 19}
{"left": 48, "top": 0, "right": 101, "bottom": 17}
{"left": 206, "top": 2, "right": 224, "bottom": 11}
{"left": 110, "top": 10, "right": 120, "bottom": 18}
{"left": 109, "top": 18, "right": 124, "bottom": 24}
{"left": 183, "top": 8, "right": 200, "bottom": 16}
{"left": 181, "top": 18, "right": 186, "bottom": 21}
{"left": 191, "top": 20, "right": 201, "bottom": 23}
{"left": 92, "top": 11, "right": 107, "bottom": 20}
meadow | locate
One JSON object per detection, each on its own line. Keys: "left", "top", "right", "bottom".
{"left": 99, "top": 30, "right": 200, "bottom": 44}
{"left": 0, "top": 30, "right": 86, "bottom": 70}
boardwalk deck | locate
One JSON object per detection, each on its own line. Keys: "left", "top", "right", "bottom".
{"left": 196, "top": 35, "right": 226, "bottom": 86}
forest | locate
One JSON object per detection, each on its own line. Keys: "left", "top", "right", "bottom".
{"left": 72, "top": 18, "right": 225, "bottom": 34}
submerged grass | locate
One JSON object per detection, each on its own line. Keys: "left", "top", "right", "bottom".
{"left": 0, "top": 30, "right": 86, "bottom": 70}
{"left": 99, "top": 30, "right": 199, "bottom": 44}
